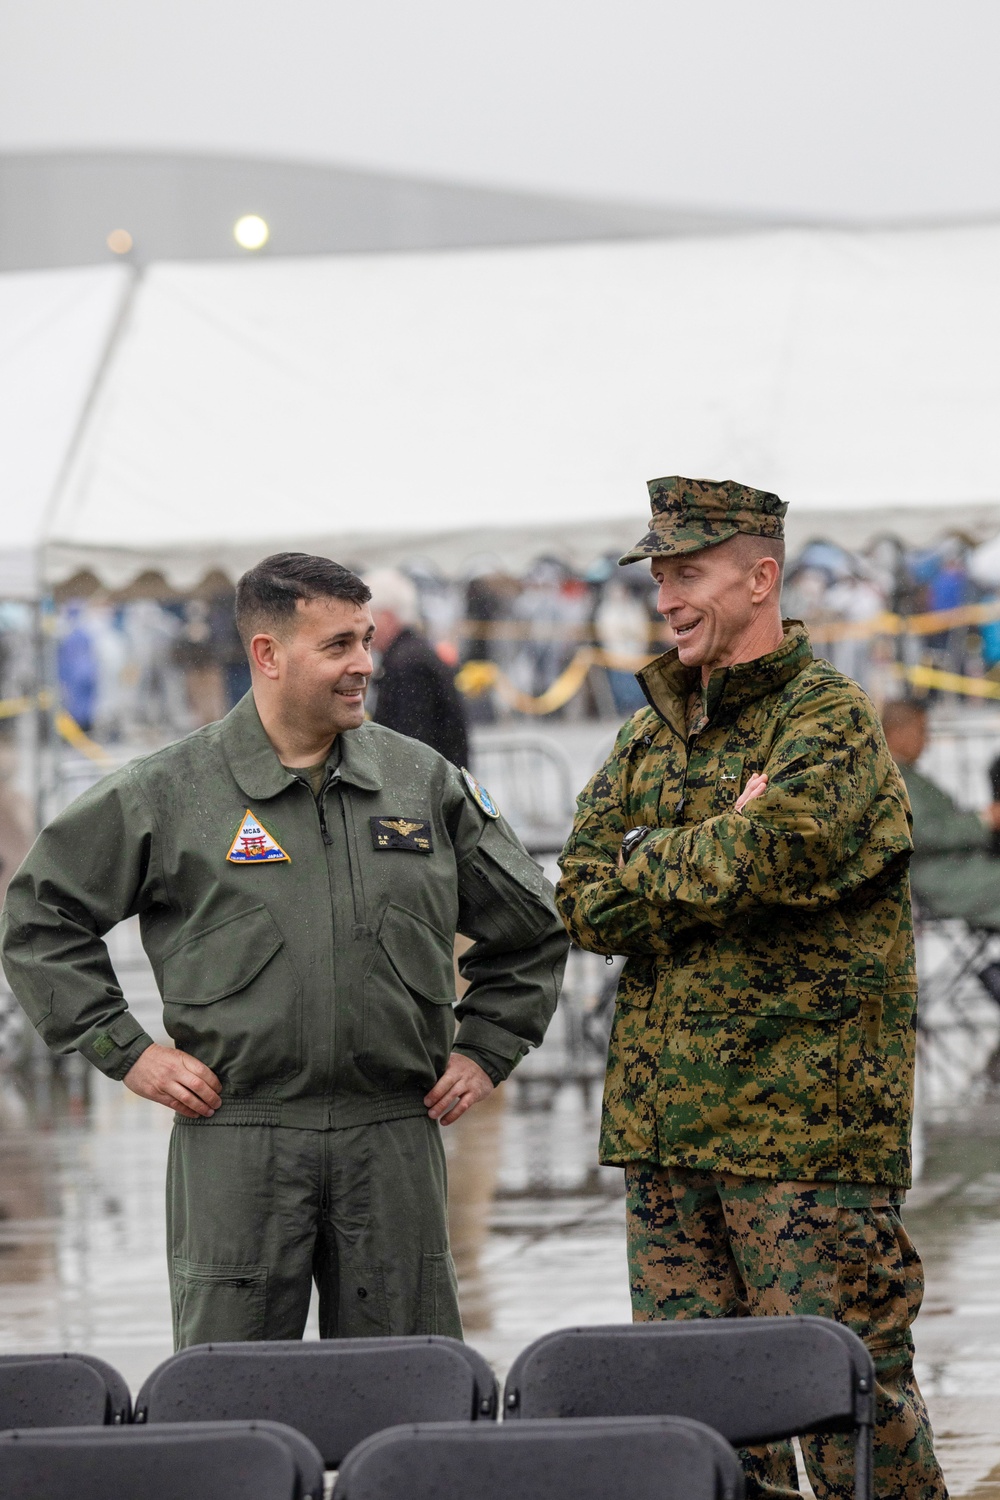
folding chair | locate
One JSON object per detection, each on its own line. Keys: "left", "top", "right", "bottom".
{"left": 134, "top": 1336, "right": 498, "bottom": 1466}
{"left": 911, "top": 895, "right": 1000, "bottom": 1088}
{"left": 335, "top": 1416, "right": 743, "bottom": 1500}
{"left": 503, "top": 1317, "right": 875, "bottom": 1500}
{"left": 0, "top": 1420, "right": 323, "bottom": 1500}
{"left": 0, "top": 1351, "right": 131, "bottom": 1427}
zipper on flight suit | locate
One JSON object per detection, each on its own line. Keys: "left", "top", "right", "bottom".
{"left": 316, "top": 769, "right": 339, "bottom": 845}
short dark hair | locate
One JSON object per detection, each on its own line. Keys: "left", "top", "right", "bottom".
{"left": 235, "top": 553, "right": 371, "bottom": 648}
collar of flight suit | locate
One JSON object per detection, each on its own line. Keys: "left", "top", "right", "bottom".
{"left": 221, "top": 691, "right": 384, "bottom": 800}
{"left": 637, "top": 620, "right": 813, "bottom": 737}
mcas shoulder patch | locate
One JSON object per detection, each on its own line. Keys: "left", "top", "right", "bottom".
{"left": 461, "top": 767, "right": 500, "bottom": 819}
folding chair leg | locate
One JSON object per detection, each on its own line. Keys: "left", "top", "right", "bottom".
{"left": 854, "top": 1422, "right": 874, "bottom": 1500}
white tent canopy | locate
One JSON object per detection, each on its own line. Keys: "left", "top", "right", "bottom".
{"left": 6, "top": 225, "right": 1000, "bottom": 596}
{"left": 0, "top": 264, "right": 130, "bottom": 598}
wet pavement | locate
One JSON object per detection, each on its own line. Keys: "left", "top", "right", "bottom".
{"left": 2, "top": 1049, "right": 1000, "bottom": 1495}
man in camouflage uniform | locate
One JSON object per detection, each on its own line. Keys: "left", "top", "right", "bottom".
{"left": 557, "top": 478, "right": 947, "bottom": 1500}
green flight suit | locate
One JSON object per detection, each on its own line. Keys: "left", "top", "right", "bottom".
{"left": 900, "top": 761, "right": 1000, "bottom": 930}
{"left": 1, "top": 693, "right": 567, "bottom": 1345}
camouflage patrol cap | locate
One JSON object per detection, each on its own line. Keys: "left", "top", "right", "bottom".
{"left": 618, "top": 475, "right": 787, "bottom": 565}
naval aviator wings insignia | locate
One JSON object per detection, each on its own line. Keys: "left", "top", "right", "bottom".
{"left": 370, "top": 816, "right": 433, "bottom": 853}
{"left": 227, "top": 809, "right": 290, "bottom": 864}
{"left": 460, "top": 767, "right": 500, "bottom": 819}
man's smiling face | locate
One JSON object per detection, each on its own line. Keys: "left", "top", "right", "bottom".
{"left": 651, "top": 536, "right": 768, "bottom": 676}
{"left": 266, "top": 595, "right": 375, "bottom": 737}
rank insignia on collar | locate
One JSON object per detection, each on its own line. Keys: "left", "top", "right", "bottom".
{"left": 227, "top": 809, "right": 290, "bottom": 863}
{"left": 461, "top": 767, "right": 500, "bottom": 819}
{"left": 370, "top": 816, "right": 433, "bottom": 853}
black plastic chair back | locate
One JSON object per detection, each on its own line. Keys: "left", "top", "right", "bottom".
{"left": 336, "top": 1416, "right": 744, "bottom": 1500}
{"left": 503, "top": 1317, "right": 875, "bottom": 1500}
{"left": 0, "top": 1352, "right": 131, "bottom": 1427}
{"left": 0, "top": 1420, "right": 322, "bottom": 1500}
{"left": 134, "top": 1336, "right": 498, "bottom": 1465}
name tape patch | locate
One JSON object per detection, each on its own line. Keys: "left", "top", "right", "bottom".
{"left": 370, "top": 816, "right": 433, "bottom": 854}
{"left": 227, "top": 809, "right": 290, "bottom": 864}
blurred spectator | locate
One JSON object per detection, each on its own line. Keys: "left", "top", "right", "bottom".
{"left": 208, "top": 590, "right": 251, "bottom": 710}
{"left": 87, "top": 602, "right": 129, "bottom": 743}
{"left": 462, "top": 563, "right": 521, "bottom": 722}
{"left": 366, "top": 567, "right": 470, "bottom": 768}
{"left": 593, "top": 574, "right": 650, "bottom": 716}
{"left": 173, "top": 599, "right": 225, "bottom": 726}
{"left": 915, "top": 541, "right": 974, "bottom": 680}
{"left": 57, "top": 603, "right": 98, "bottom": 731}
{"left": 122, "top": 600, "right": 183, "bottom": 731}
{"left": 511, "top": 557, "right": 587, "bottom": 705}
{"left": 822, "top": 570, "right": 885, "bottom": 693}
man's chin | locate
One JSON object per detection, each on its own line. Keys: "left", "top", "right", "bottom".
{"left": 674, "top": 641, "right": 707, "bottom": 668}
{"left": 333, "top": 703, "right": 366, "bottom": 731}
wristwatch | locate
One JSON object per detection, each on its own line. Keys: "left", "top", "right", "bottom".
{"left": 620, "top": 825, "right": 651, "bottom": 863}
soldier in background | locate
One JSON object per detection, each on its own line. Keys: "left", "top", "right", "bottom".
{"left": 558, "top": 477, "right": 945, "bottom": 1499}
{"left": 883, "top": 697, "right": 1000, "bottom": 928}
{"left": 366, "top": 568, "right": 470, "bottom": 768}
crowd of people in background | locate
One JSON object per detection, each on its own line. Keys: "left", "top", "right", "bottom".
{"left": 0, "top": 530, "right": 999, "bottom": 745}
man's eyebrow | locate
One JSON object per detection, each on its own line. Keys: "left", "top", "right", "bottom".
{"left": 317, "top": 624, "right": 376, "bottom": 648}
{"left": 318, "top": 629, "right": 361, "bottom": 647}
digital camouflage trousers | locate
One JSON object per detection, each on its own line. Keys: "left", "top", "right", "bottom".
{"left": 625, "top": 1165, "right": 948, "bottom": 1500}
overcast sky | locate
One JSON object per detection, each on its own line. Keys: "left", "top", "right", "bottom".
{"left": 2, "top": 1, "right": 999, "bottom": 220}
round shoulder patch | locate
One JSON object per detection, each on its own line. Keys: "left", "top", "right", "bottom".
{"left": 461, "top": 766, "right": 500, "bottom": 819}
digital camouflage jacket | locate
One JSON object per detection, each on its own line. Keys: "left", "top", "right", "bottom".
{"left": 557, "top": 624, "right": 916, "bottom": 1185}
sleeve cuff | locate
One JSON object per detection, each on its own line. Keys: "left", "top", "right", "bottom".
{"left": 79, "top": 1013, "right": 155, "bottom": 1081}
{"left": 453, "top": 1013, "right": 527, "bottom": 1063}
{"left": 451, "top": 1046, "right": 509, "bottom": 1086}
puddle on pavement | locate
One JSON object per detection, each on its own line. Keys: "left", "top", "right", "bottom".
{"left": 2, "top": 1060, "right": 1000, "bottom": 1494}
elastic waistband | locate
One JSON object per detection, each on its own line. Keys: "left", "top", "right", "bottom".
{"left": 174, "top": 1089, "right": 429, "bottom": 1129}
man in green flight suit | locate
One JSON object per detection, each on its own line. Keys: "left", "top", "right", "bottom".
{"left": 557, "top": 478, "right": 946, "bottom": 1500}
{"left": 1, "top": 553, "right": 568, "bottom": 1348}
{"left": 882, "top": 697, "right": 1000, "bottom": 929}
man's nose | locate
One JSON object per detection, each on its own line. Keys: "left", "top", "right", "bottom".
{"left": 655, "top": 581, "right": 679, "bottom": 616}
{"left": 347, "top": 645, "right": 374, "bottom": 678}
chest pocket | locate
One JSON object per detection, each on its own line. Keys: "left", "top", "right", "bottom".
{"left": 160, "top": 905, "right": 302, "bottom": 1086}
{"left": 378, "top": 903, "right": 456, "bottom": 1005}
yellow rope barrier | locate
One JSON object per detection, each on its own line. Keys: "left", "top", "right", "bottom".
{"left": 0, "top": 692, "right": 111, "bottom": 761}
{"left": 2, "top": 594, "right": 999, "bottom": 733}
{"left": 0, "top": 695, "right": 35, "bottom": 721}
{"left": 457, "top": 647, "right": 655, "bottom": 716}
{"left": 806, "top": 598, "right": 1000, "bottom": 644}
{"left": 52, "top": 709, "right": 112, "bottom": 763}
{"left": 896, "top": 664, "right": 1000, "bottom": 701}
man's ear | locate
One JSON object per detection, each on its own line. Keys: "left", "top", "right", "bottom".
{"left": 750, "top": 558, "right": 781, "bottom": 606}
{"left": 250, "top": 631, "right": 282, "bottom": 679}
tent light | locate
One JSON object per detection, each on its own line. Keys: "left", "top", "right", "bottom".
{"left": 234, "top": 215, "right": 269, "bottom": 251}
{"left": 106, "top": 229, "right": 133, "bottom": 255}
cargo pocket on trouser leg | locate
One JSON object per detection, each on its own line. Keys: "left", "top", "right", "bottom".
{"left": 417, "top": 1249, "right": 462, "bottom": 1339}
{"left": 171, "top": 1259, "right": 268, "bottom": 1348}
{"left": 335, "top": 1262, "right": 392, "bottom": 1337}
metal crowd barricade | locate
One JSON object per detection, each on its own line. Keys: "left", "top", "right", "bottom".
{"left": 912, "top": 711, "right": 1000, "bottom": 1112}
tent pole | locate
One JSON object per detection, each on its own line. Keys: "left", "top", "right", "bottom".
{"left": 32, "top": 263, "right": 143, "bottom": 831}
